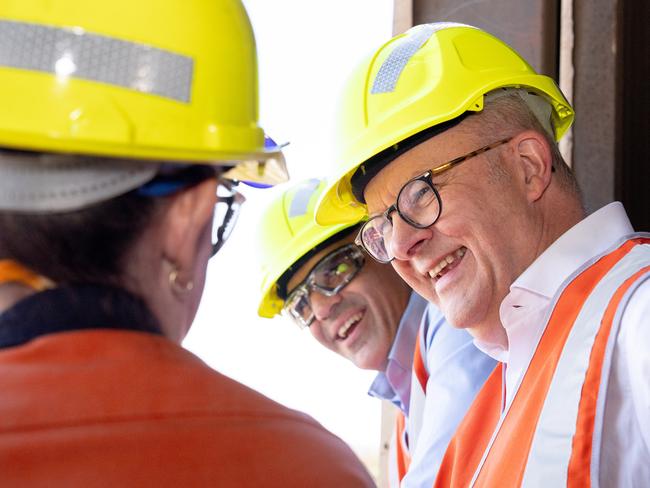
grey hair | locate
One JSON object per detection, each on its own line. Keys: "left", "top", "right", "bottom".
{"left": 464, "top": 89, "right": 581, "bottom": 199}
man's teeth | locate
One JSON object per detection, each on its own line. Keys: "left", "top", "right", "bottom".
{"left": 337, "top": 312, "right": 363, "bottom": 339}
{"left": 428, "top": 247, "right": 467, "bottom": 279}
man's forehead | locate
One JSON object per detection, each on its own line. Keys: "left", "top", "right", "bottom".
{"left": 289, "top": 234, "right": 356, "bottom": 287}
{"left": 349, "top": 114, "right": 470, "bottom": 205}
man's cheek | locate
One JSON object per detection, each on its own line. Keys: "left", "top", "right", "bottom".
{"left": 393, "top": 262, "right": 424, "bottom": 294}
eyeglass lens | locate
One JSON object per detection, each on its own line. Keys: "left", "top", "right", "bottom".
{"left": 358, "top": 138, "right": 511, "bottom": 262}
{"left": 398, "top": 178, "right": 440, "bottom": 225}
{"left": 359, "top": 178, "right": 441, "bottom": 263}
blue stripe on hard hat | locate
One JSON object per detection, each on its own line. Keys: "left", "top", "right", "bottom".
{"left": 288, "top": 178, "right": 320, "bottom": 217}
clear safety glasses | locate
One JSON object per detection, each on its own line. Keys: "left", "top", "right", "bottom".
{"left": 137, "top": 166, "right": 245, "bottom": 258}
{"left": 283, "top": 243, "right": 365, "bottom": 328}
{"left": 211, "top": 180, "right": 245, "bottom": 257}
{"left": 356, "top": 138, "right": 512, "bottom": 263}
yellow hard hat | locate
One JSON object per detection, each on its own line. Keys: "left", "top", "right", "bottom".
{"left": 257, "top": 178, "right": 360, "bottom": 318}
{"left": 0, "top": 0, "right": 287, "bottom": 185}
{"left": 315, "top": 22, "right": 574, "bottom": 225}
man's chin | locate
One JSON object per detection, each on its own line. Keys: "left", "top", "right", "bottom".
{"left": 351, "top": 354, "right": 384, "bottom": 372}
{"left": 439, "top": 302, "right": 477, "bottom": 330}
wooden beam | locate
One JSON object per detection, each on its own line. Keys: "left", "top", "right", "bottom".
{"left": 393, "top": 0, "right": 413, "bottom": 35}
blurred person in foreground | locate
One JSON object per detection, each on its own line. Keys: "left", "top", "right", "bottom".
{"left": 0, "top": 1, "right": 373, "bottom": 486}
{"left": 315, "top": 22, "right": 650, "bottom": 487}
{"left": 257, "top": 178, "right": 494, "bottom": 487}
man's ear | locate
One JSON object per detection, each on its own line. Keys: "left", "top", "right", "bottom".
{"left": 161, "top": 178, "right": 217, "bottom": 273}
{"left": 513, "top": 130, "right": 554, "bottom": 202}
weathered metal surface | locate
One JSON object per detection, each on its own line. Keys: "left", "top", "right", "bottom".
{"left": 620, "top": 0, "right": 650, "bottom": 229}
{"left": 572, "top": 0, "right": 622, "bottom": 214}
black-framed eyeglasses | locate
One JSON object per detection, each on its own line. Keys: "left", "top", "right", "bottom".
{"left": 282, "top": 243, "right": 365, "bottom": 329}
{"left": 136, "top": 166, "right": 245, "bottom": 258}
{"left": 211, "top": 180, "right": 245, "bottom": 257}
{"left": 356, "top": 138, "right": 512, "bottom": 263}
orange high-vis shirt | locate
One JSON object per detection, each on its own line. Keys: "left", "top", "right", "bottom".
{"left": 0, "top": 330, "right": 375, "bottom": 487}
{"left": 0, "top": 262, "right": 375, "bottom": 487}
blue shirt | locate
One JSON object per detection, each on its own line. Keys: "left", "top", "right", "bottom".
{"left": 369, "top": 293, "right": 497, "bottom": 488}
{"left": 367, "top": 292, "right": 426, "bottom": 413}
{"left": 403, "top": 305, "right": 497, "bottom": 488}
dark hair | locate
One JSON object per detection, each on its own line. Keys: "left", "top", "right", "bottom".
{"left": 0, "top": 191, "right": 160, "bottom": 285}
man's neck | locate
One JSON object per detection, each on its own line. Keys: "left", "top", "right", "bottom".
{"left": 470, "top": 318, "right": 509, "bottom": 351}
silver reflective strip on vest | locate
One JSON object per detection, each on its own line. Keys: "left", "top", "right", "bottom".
{"left": 288, "top": 178, "right": 320, "bottom": 217}
{"left": 0, "top": 20, "right": 193, "bottom": 102}
{"left": 371, "top": 22, "right": 475, "bottom": 94}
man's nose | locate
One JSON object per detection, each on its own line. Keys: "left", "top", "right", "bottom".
{"left": 309, "top": 289, "right": 342, "bottom": 322}
{"left": 389, "top": 214, "right": 431, "bottom": 261}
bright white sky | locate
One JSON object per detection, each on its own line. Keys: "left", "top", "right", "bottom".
{"left": 183, "top": 0, "right": 394, "bottom": 472}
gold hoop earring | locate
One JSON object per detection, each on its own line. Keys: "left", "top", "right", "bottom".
{"left": 169, "top": 268, "right": 194, "bottom": 294}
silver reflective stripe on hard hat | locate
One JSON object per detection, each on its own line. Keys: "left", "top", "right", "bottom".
{"left": 288, "top": 178, "right": 320, "bottom": 217}
{"left": 371, "top": 22, "right": 476, "bottom": 94}
{"left": 0, "top": 151, "right": 159, "bottom": 212}
{"left": 0, "top": 19, "right": 193, "bottom": 103}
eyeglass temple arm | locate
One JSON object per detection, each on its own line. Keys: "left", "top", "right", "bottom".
{"left": 211, "top": 195, "right": 237, "bottom": 255}
{"left": 429, "top": 137, "right": 513, "bottom": 176}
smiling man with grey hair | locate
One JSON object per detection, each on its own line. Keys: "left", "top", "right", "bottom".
{"left": 316, "top": 22, "right": 650, "bottom": 486}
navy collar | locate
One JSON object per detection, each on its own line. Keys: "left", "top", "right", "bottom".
{"left": 0, "top": 284, "right": 162, "bottom": 349}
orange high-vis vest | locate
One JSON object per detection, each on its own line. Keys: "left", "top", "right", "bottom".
{"left": 435, "top": 236, "right": 650, "bottom": 488}
{"left": 0, "top": 260, "right": 52, "bottom": 291}
{"left": 392, "top": 322, "right": 429, "bottom": 485}
{"left": 413, "top": 327, "right": 429, "bottom": 393}
{"left": 394, "top": 411, "right": 411, "bottom": 482}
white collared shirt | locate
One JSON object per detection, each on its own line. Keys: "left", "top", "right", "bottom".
{"left": 475, "top": 202, "right": 650, "bottom": 486}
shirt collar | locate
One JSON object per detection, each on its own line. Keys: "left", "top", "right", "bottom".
{"left": 475, "top": 202, "right": 634, "bottom": 362}
{"left": 0, "top": 283, "right": 162, "bottom": 349}
{"left": 368, "top": 292, "right": 427, "bottom": 412}
{"left": 512, "top": 202, "right": 633, "bottom": 299}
